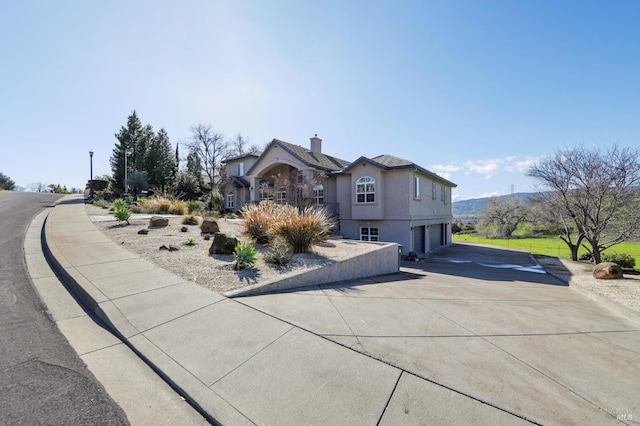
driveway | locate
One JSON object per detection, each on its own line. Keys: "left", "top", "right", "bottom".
{"left": 235, "top": 243, "right": 639, "bottom": 425}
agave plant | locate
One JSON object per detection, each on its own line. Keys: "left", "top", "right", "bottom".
{"left": 233, "top": 242, "right": 258, "bottom": 270}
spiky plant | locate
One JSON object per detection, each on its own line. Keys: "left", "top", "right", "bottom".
{"left": 233, "top": 242, "right": 258, "bottom": 270}
{"left": 113, "top": 207, "right": 131, "bottom": 225}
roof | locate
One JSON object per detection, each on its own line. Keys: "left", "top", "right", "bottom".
{"left": 222, "top": 150, "right": 262, "bottom": 163}
{"left": 230, "top": 176, "right": 250, "bottom": 188}
{"left": 338, "top": 154, "right": 457, "bottom": 187}
{"left": 247, "top": 139, "right": 351, "bottom": 174}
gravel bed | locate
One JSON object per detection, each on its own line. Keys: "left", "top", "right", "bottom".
{"left": 535, "top": 255, "right": 640, "bottom": 313}
{"left": 85, "top": 204, "right": 378, "bottom": 293}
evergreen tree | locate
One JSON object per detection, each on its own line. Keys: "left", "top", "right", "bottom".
{"left": 186, "top": 152, "right": 204, "bottom": 187}
{"left": 143, "top": 128, "right": 176, "bottom": 194}
{"left": 0, "top": 172, "right": 16, "bottom": 190}
{"left": 111, "top": 111, "right": 143, "bottom": 192}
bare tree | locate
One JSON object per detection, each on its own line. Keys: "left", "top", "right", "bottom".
{"left": 186, "top": 124, "right": 229, "bottom": 191}
{"left": 478, "top": 196, "right": 529, "bottom": 238}
{"left": 527, "top": 145, "right": 640, "bottom": 263}
{"left": 529, "top": 193, "right": 584, "bottom": 260}
{"left": 271, "top": 168, "right": 327, "bottom": 208}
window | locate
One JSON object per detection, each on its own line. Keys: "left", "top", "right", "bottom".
{"left": 414, "top": 176, "right": 420, "bottom": 199}
{"left": 444, "top": 186, "right": 449, "bottom": 205}
{"left": 237, "top": 162, "right": 244, "bottom": 176}
{"left": 313, "top": 184, "right": 324, "bottom": 205}
{"left": 356, "top": 176, "right": 375, "bottom": 203}
{"left": 432, "top": 181, "right": 436, "bottom": 200}
{"left": 441, "top": 185, "right": 445, "bottom": 202}
{"left": 259, "top": 187, "right": 273, "bottom": 201}
{"left": 276, "top": 188, "right": 287, "bottom": 204}
{"left": 360, "top": 227, "right": 379, "bottom": 242}
{"left": 226, "top": 193, "right": 235, "bottom": 209}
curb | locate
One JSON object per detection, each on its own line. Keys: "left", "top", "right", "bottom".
{"left": 39, "top": 199, "right": 223, "bottom": 425}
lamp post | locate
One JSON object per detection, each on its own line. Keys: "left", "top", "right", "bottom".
{"left": 124, "top": 147, "right": 128, "bottom": 196}
{"left": 89, "top": 150, "right": 94, "bottom": 199}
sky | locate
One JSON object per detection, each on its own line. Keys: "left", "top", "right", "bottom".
{"left": 1, "top": 1, "right": 639, "bottom": 200}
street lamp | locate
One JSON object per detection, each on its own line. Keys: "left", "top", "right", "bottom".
{"left": 89, "top": 150, "right": 94, "bottom": 199}
{"left": 124, "top": 146, "right": 129, "bottom": 196}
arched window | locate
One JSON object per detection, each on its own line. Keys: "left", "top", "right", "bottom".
{"left": 313, "top": 184, "right": 324, "bottom": 205}
{"left": 356, "top": 176, "right": 375, "bottom": 203}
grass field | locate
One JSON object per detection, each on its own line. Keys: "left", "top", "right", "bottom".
{"left": 453, "top": 234, "right": 640, "bottom": 267}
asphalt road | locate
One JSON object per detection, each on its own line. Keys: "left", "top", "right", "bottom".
{"left": 0, "top": 192, "right": 129, "bottom": 425}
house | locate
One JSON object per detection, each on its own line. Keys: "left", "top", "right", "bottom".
{"left": 221, "top": 135, "right": 456, "bottom": 255}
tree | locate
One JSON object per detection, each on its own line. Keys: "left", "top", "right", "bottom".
{"left": 478, "top": 196, "right": 529, "bottom": 238}
{"left": 29, "top": 182, "right": 50, "bottom": 193}
{"left": 229, "top": 133, "right": 248, "bottom": 156}
{"left": 173, "top": 171, "right": 201, "bottom": 200}
{"left": 186, "top": 124, "right": 229, "bottom": 191}
{"left": 529, "top": 193, "right": 584, "bottom": 260}
{"left": 527, "top": 145, "right": 640, "bottom": 263}
{"left": 271, "top": 169, "right": 327, "bottom": 208}
{"left": 0, "top": 173, "right": 16, "bottom": 190}
{"left": 186, "top": 152, "right": 204, "bottom": 187}
{"left": 145, "top": 128, "right": 176, "bottom": 193}
{"left": 111, "top": 111, "right": 143, "bottom": 192}
{"left": 48, "top": 183, "right": 70, "bottom": 194}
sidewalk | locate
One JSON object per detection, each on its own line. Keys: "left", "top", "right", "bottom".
{"left": 42, "top": 195, "right": 529, "bottom": 425}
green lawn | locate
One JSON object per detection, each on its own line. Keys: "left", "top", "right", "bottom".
{"left": 453, "top": 234, "right": 640, "bottom": 267}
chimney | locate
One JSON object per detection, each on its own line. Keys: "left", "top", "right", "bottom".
{"left": 310, "top": 134, "right": 322, "bottom": 153}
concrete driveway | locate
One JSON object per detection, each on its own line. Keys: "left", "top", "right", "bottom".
{"left": 235, "top": 243, "right": 639, "bottom": 425}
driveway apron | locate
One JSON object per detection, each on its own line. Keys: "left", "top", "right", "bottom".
{"left": 236, "top": 244, "right": 639, "bottom": 425}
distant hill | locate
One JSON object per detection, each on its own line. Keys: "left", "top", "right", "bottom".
{"left": 453, "top": 192, "right": 535, "bottom": 220}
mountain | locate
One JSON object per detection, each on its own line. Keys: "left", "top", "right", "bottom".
{"left": 452, "top": 192, "right": 535, "bottom": 220}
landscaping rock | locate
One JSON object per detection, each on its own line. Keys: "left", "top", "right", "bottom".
{"left": 160, "top": 244, "right": 180, "bottom": 251}
{"left": 209, "top": 233, "right": 238, "bottom": 255}
{"left": 150, "top": 216, "right": 169, "bottom": 227}
{"left": 204, "top": 233, "right": 211, "bottom": 241}
{"left": 201, "top": 218, "right": 220, "bottom": 234}
{"left": 593, "top": 262, "right": 623, "bottom": 279}
{"left": 138, "top": 229, "right": 149, "bottom": 235}
{"left": 181, "top": 226, "right": 188, "bottom": 232}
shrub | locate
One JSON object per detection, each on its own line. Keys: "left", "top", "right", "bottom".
{"left": 111, "top": 198, "right": 127, "bottom": 211}
{"left": 137, "top": 197, "right": 153, "bottom": 212}
{"left": 186, "top": 200, "right": 203, "bottom": 214}
{"left": 263, "top": 237, "right": 293, "bottom": 267}
{"left": 182, "top": 215, "right": 199, "bottom": 226}
{"left": 602, "top": 252, "right": 636, "bottom": 269}
{"left": 272, "top": 206, "right": 334, "bottom": 253}
{"left": 233, "top": 242, "right": 258, "bottom": 270}
{"left": 170, "top": 200, "right": 187, "bottom": 215}
{"left": 93, "top": 199, "right": 108, "bottom": 209}
{"left": 241, "top": 201, "right": 278, "bottom": 244}
{"left": 206, "top": 191, "right": 225, "bottom": 214}
{"left": 113, "top": 207, "right": 131, "bottom": 224}
{"left": 129, "top": 204, "right": 144, "bottom": 213}
{"left": 153, "top": 197, "right": 172, "bottom": 214}
{"left": 185, "top": 237, "right": 196, "bottom": 246}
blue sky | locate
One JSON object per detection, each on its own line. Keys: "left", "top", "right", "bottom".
{"left": 2, "top": 1, "right": 638, "bottom": 200}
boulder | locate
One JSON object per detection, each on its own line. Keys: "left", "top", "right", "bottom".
{"left": 593, "top": 262, "right": 623, "bottom": 279}
{"left": 209, "top": 233, "right": 238, "bottom": 255}
{"left": 150, "top": 216, "right": 169, "bottom": 227}
{"left": 201, "top": 218, "right": 220, "bottom": 234}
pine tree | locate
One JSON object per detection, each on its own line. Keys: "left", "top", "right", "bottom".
{"left": 111, "top": 111, "right": 143, "bottom": 192}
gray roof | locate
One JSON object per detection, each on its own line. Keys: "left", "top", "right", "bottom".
{"left": 223, "top": 150, "right": 262, "bottom": 163}
{"left": 248, "top": 139, "right": 351, "bottom": 174}
{"left": 338, "top": 154, "right": 457, "bottom": 187}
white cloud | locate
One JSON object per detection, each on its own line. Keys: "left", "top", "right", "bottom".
{"left": 463, "top": 159, "right": 503, "bottom": 178}
{"left": 430, "top": 163, "right": 461, "bottom": 173}
{"left": 479, "top": 190, "right": 500, "bottom": 198}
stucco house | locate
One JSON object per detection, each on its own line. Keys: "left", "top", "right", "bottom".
{"left": 221, "top": 135, "right": 456, "bottom": 255}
